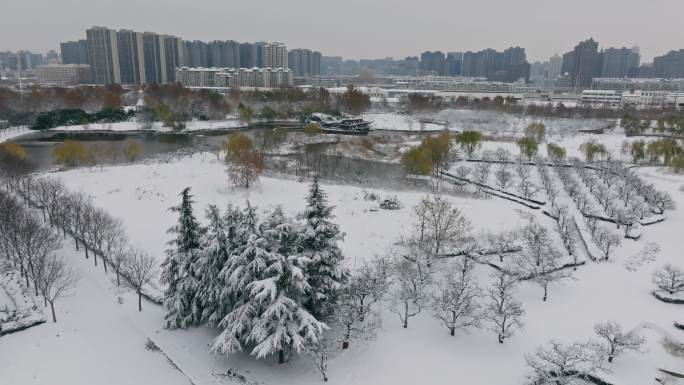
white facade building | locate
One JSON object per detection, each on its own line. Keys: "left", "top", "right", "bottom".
{"left": 263, "top": 43, "right": 288, "bottom": 69}
{"left": 36, "top": 64, "right": 91, "bottom": 85}
{"left": 581, "top": 90, "right": 622, "bottom": 106}
{"left": 175, "top": 66, "right": 293, "bottom": 90}
{"left": 622, "top": 90, "right": 673, "bottom": 108}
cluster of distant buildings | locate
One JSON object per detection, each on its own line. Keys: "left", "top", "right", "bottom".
{"left": 1, "top": 31, "right": 684, "bottom": 109}
{"left": 0, "top": 26, "right": 325, "bottom": 88}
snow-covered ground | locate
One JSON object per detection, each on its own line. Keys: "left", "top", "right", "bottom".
{"left": 363, "top": 110, "right": 611, "bottom": 138}
{"left": 0, "top": 126, "right": 31, "bottom": 143}
{"left": 2, "top": 114, "right": 684, "bottom": 385}
{"left": 42, "top": 117, "right": 249, "bottom": 134}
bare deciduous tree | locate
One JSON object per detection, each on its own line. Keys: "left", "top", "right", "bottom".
{"left": 593, "top": 228, "right": 622, "bottom": 261}
{"left": 123, "top": 247, "right": 157, "bottom": 311}
{"left": 409, "top": 196, "right": 471, "bottom": 267}
{"left": 483, "top": 270, "right": 524, "bottom": 343}
{"left": 39, "top": 254, "right": 78, "bottom": 323}
{"left": 593, "top": 321, "right": 645, "bottom": 363}
{"left": 514, "top": 244, "right": 571, "bottom": 302}
{"left": 525, "top": 340, "right": 606, "bottom": 385}
{"left": 494, "top": 165, "right": 513, "bottom": 190}
{"left": 307, "top": 336, "right": 336, "bottom": 382}
{"left": 335, "top": 256, "right": 390, "bottom": 349}
{"left": 652, "top": 264, "right": 684, "bottom": 295}
{"left": 431, "top": 266, "right": 481, "bottom": 336}
{"left": 389, "top": 258, "right": 430, "bottom": 328}
{"left": 487, "top": 230, "right": 518, "bottom": 263}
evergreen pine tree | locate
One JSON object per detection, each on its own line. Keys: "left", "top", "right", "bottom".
{"left": 160, "top": 187, "right": 204, "bottom": 329}
{"left": 194, "top": 205, "right": 232, "bottom": 326}
{"left": 300, "top": 177, "right": 348, "bottom": 318}
{"left": 212, "top": 207, "right": 325, "bottom": 363}
{"left": 212, "top": 203, "right": 272, "bottom": 355}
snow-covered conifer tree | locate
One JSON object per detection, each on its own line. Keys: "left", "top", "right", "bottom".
{"left": 194, "top": 205, "right": 232, "bottom": 326}
{"left": 300, "top": 177, "right": 347, "bottom": 318}
{"left": 212, "top": 207, "right": 325, "bottom": 364}
{"left": 160, "top": 187, "right": 204, "bottom": 329}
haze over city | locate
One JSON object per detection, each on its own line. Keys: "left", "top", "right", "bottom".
{"left": 2, "top": 2, "right": 684, "bottom": 385}
{"left": 2, "top": 0, "right": 683, "bottom": 61}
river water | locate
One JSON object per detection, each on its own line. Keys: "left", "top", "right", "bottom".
{"left": 12, "top": 129, "right": 409, "bottom": 187}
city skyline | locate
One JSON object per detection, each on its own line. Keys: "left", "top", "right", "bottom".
{"left": 2, "top": 0, "right": 683, "bottom": 63}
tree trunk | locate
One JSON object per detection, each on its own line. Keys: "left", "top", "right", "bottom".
{"left": 102, "top": 257, "right": 107, "bottom": 273}
{"left": 85, "top": 247, "right": 89, "bottom": 259}
{"left": 543, "top": 286, "right": 548, "bottom": 302}
{"left": 608, "top": 346, "right": 615, "bottom": 362}
{"left": 278, "top": 349, "right": 285, "bottom": 364}
{"left": 498, "top": 334, "right": 504, "bottom": 343}
{"left": 50, "top": 301, "right": 57, "bottom": 323}
{"left": 116, "top": 271, "right": 120, "bottom": 286}
{"left": 75, "top": 238, "right": 79, "bottom": 251}
{"left": 138, "top": 292, "right": 142, "bottom": 312}
{"left": 94, "top": 253, "right": 97, "bottom": 266}
{"left": 342, "top": 340, "right": 349, "bottom": 349}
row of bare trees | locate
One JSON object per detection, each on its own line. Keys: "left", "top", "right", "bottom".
{"left": 0, "top": 189, "right": 76, "bottom": 322}
{"left": 2, "top": 174, "right": 156, "bottom": 312}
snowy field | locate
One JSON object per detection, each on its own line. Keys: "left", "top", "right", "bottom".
{"left": 2, "top": 119, "right": 684, "bottom": 385}
{"left": 363, "top": 110, "right": 610, "bottom": 138}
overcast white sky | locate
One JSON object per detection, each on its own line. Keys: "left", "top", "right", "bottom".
{"left": 2, "top": 0, "right": 681, "bottom": 62}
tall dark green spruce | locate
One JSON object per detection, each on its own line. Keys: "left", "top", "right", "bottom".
{"left": 160, "top": 187, "right": 204, "bottom": 329}
{"left": 300, "top": 177, "right": 348, "bottom": 318}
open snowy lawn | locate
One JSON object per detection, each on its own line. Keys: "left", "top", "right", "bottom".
{"left": 0, "top": 243, "right": 192, "bottom": 385}
{"left": 55, "top": 154, "right": 530, "bottom": 269}
{"left": 363, "top": 110, "right": 610, "bottom": 138}
{"left": 3, "top": 154, "right": 684, "bottom": 385}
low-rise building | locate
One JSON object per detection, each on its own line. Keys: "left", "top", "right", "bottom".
{"left": 581, "top": 90, "right": 622, "bottom": 106}
{"left": 175, "top": 66, "right": 293, "bottom": 89}
{"left": 592, "top": 78, "right": 684, "bottom": 92}
{"left": 622, "top": 90, "right": 672, "bottom": 108}
{"left": 36, "top": 64, "right": 91, "bottom": 85}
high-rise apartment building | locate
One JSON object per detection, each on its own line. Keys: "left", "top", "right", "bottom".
{"left": 561, "top": 38, "right": 601, "bottom": 89}
{"left": 653, "top": 50, "right": 684, "bottom": 79}
{"left": 461, "top": 47, "right": 530, "bottom": 82}
{"left": 117, "top": 30, "right": 146, "bottom": 84}
{"left": 86, "top": 26, "right": 121, "bottom": 84}
{"left": 60, "top": 40, "right": 89, "bottom": 65}
{"left": 239, "top": 42, "right": 257, "bottom": 68}
{"left": 445, "top": 52, "right": 463, "bottom": 76}
{"left": 288, "top": 49, "right": 321, "bottom": 76}
{"left": 183, "top": 40, "right": 209, "bottom": 68}
{"left": 264, "top": 43, "right": 288, "bottom": 68}
{"left": 548, "top": 54, "right": 562, "bottom": 79}
{"left": 321, "top": 56, "right": 343, "bottom": 75}
{"left": 420, "top": 51, "right": 446, "bottom": 75}
{"left": 601, "top": 47, "right": 640, "bottom": 78}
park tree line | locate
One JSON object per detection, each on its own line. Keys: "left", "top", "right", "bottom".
{"left": 1, "top": 174, "right": 158, "bottom": 314}
{"left": 51, "top": 139, "right": 142, "bottom": 168}
{"left": 0, "top": 188, "right": 76, "bottom": 323}
{"left": 1, "top": 83, "right": 374, "bottom": 133}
